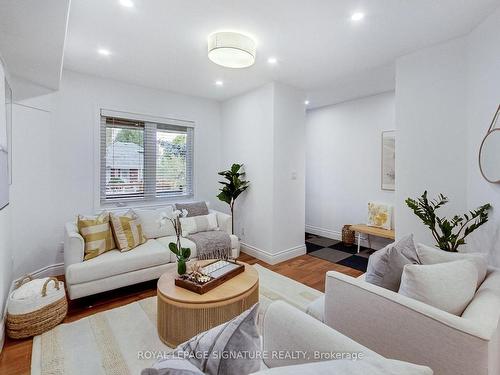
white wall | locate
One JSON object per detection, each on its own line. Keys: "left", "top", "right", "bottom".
{"left": 11, "top": 99, "right": 54, "bottom": 278}
{"left": 395, "top": 38, "right": 468, "bottom": 246}
{"left": 220, "top": 84, "right": 275, "bottom": 252}
{"left": 465, "top": 7, "right": 500, "bottom": 265}
{"left": 394, "top": 5, "right": 500, "bottom": 265}
{"left": 272, "top": 83, "right": 306, "bottom": 252}
{"left": 306, "top": 92, "right": 395, "bottom": 249}
{"left": 221, "top": 82, "right": 306, "bottom": 263}
{"left": 10, "top": 70, "right": 223, "bottom": 277}
{"left": 0, "top": 59, "right": 13, "bottom": 351}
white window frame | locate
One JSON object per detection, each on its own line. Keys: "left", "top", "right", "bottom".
{"left": 94, "top": 107, "right": 195, "bottom": 209}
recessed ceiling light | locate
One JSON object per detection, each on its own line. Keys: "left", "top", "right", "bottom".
{"left": 119, "top": 0, "right": 134, "bottom": 7}
{"left": 351, "top": 12, "right": 365, "bottom": 21}
{"left": 208, "top": 32, "right": 256, "bottom": 68}
{"left": 97, "top": 48, "right": 111, "bottom": 56}
{"left": 267, "top": 57, "right": 278, "bottom": 64}
{"left": 304, "top": 100, "right": 310, "bottom": 105}
{"left": 215, "top": 80, "right": 224, "bottom": 86}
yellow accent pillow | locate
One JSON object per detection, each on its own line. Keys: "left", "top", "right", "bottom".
{"left": 110, "top": 210, "right": 147, "bottom": 252}
{"left": 77, "top": 212, "right": 116, "bottom": 261}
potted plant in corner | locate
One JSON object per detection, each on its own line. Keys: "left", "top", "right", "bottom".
{"left": 406, "top": 191, "right": 491, "bottom": 252}
{"left": 161, "top": 209, "right": 191, "bottom": 274}
{"left": 217, "top": 163, "right": 250, "bottom": 235}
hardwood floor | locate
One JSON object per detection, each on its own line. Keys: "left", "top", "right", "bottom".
{"left": 0, "top": 253, "right": 362, "bottom": 375}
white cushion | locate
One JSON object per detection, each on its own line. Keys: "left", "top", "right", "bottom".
{"left": 135, "top": 206, "right": 175, "bottom": 239}
{"left": 462, "top": 269, "right": 500, "bottom": 330}
{"left": 306, "top": 295, "right": 325, "bottom": 322}
{"left": 252, "top": 358, "right": 433, "bottom": 375}
{"left": 179, "top": 213, "right": 218, "bottom": 236}
{"left": 66, "top": 239, "right": 170, "bottom": 284}
{"left": 416, "top": 243, "right": 488, "bottom": 288}
{"left": 398, "top": 260, "right": 478, "bottom": 316}
{"left": 156, "top": 236, "right": 197, "bottom": 262}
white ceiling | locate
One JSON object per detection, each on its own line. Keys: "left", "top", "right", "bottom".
{"left": 3, "top": 0, "right": 499, "bottom": 107}
{"left": 0, "top": 0, "right": 70, "bottom": 90}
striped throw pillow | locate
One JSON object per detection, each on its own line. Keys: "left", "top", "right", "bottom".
{"left": 110, "top": 210, "right": 147, "bottom": 252}
{"left": 77, "top": 212, "right": 116, "bottom": 261}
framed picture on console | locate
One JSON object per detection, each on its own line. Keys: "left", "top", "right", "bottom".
{"left": 381, "top": 130, "right": 395, "bottom": 191}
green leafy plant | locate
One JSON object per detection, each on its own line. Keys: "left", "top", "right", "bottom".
{"left": 217, "top": 163, "right": 250, "bottom": 234}
{"left": 405, "top": 191, "right": 491, "bottom": 252}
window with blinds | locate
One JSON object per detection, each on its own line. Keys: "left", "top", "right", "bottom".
{"left": 100, "top": 110, "right": 194, "bottom": 203}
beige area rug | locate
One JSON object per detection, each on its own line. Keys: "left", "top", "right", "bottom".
{"left": 31, "top": 264, "right": 323, "bottom": 374}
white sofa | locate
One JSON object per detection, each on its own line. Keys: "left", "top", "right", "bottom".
{"left": 307, "top": 269, "right": 500, "bottom": 375}
{"left": 64, "top": 208, "right": 240, "bottom": 300}
{"left": 254, "top": 300, "right": 432, "bottom": 374}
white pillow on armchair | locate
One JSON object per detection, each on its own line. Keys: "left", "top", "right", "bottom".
{"left": 398, "top": 259, "right": 478, "bottom": 316}
{"left": 416, "top": 243, "right": 488, "bottom": 288}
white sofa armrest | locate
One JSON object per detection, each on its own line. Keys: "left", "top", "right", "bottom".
{"left": 210, "top": 209, "right": 232, "bottom": 235}
{"left": 261, "top": 300, "right": 381, "bottom": 369}
{"left": 64, "top": 222, "right": 85, "bottom": 270}
{"left": 325, "top": 271, "right": 493, "bottom": 375}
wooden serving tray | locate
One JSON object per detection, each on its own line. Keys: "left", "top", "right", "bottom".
{"left": 174, "top": 260, "right": 245, "bottom": 294}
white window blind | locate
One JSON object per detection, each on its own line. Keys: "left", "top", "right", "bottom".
{"left": 100, "top": 111, "right": 194, "bottom": 203}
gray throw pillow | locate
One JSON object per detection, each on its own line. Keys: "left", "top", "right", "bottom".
{"left": 150, "top": 304, "right": 260, "bottom": 375}
{"left": 175, "top": 202, "right": 209, "bottom": 217}
{"left": 365, "top": 234, "right": 419, "bottom": 291}
{"left": 142, "top": 359, "right": 204, "bottom": 375}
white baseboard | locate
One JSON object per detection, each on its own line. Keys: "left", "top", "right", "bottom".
{"left": 241, "top": 242, "right": 306, "bottom": 265}
{"left": 305, "top": 224, "right": 376, "bottom": 248}
{"left": 305, "top": 225, "right": 342, "bottom": 241}
{"left": 21, "top": 263, "right": 65, "bottom": 280}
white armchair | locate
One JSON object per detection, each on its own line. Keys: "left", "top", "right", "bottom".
{"left": 255, "top": 300, "right": 432, "bottom": 374}
{"left": 314, "top": 269, "right": 500, "bottom": 375}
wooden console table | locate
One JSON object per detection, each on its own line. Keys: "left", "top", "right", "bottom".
{"left": 349, "top": 224, "right": 395, "bottom": 253}
{"left": 157, "top": 260, "right": 259, "bottom": 347}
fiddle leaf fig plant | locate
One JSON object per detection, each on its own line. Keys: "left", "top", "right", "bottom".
{"left": 217, "top": 163, "right": 250, "bottom": 234}
{"left": 405, "top": 191, "right": 491, "bottom": 252}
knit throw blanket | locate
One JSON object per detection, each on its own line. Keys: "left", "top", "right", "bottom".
{"left": 187, "top": 231, "right": 232, "bottom": 260}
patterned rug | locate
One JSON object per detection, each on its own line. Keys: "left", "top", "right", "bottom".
{"left": 31, "top": 265, "right": 323, "bottom": 375}
{"left": 305, "top": 233, "right": 374, "bottom": 272}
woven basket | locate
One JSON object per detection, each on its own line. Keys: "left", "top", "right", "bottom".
{"left": 342, "top": 225, "right": 355, "bottom": 245}
{"left": 6, "top": 276, "right": 67, "bottom": 339}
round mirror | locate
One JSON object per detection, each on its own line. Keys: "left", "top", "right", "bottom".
{"left": 480, "top": 129, "right": 500, "bottom": 183}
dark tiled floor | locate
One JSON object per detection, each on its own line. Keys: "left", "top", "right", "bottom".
{"left": 305, "top": 232, "right": 375, "bottom": 272}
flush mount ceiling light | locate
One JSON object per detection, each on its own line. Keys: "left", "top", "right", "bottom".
{"left": 98, "top": 48, "right": 111, "bottom": 56}
{"left": 208, "top": 32, "right": 256, "bottom": 68}
{"left": 267, "top": 57, "right": 278, "bottom": 64}
{"left": 351, "top": 12, "right": 365, "bottom": 21}
{"left": 119, "top": 0, "right": 134, "bottom": 7}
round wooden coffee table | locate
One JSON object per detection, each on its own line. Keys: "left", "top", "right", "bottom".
{"left": 157, "top": 260, "right": 259, "bottom": 347}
